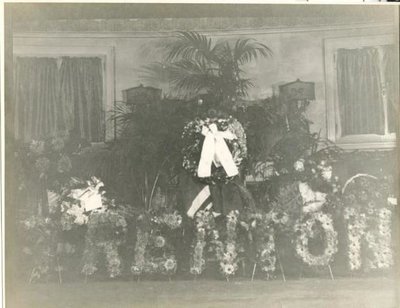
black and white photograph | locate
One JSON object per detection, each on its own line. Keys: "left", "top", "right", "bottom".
{"left": 2, "top": 2, "right": 400, "bottom": 307}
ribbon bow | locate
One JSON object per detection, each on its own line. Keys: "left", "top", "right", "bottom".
{"left": 69, "top": 177, "right": 105, "bottom": 212}
{"left": 197, "top": 123, "right": 239, "bottom": 178}
{"left": 298, "top": 182, "right": 326, "bottom": 213}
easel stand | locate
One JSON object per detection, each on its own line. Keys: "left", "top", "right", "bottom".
{"left": 328, "top": 264, "right": 334, "bottom": 280}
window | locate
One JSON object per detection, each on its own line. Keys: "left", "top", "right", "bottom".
{"left": 13, "top": 45, "right": 115, "bottom": 143}
{"left": 324, "top": 35, "right": 398, "bottom": 149}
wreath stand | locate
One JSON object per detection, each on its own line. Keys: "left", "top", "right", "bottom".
{"left": 250, "top": 250, "right": 287, "bottom": 282}
{"left": 298, "top": 263, "right": 335, "bottom": 280}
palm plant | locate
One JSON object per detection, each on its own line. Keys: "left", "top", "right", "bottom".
{"left": 87, "top": 32, "right": 272, "bottom": 210}
{"left": 143, "top": 31, "right": 272, "bottom": 105}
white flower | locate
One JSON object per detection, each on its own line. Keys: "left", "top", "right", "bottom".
{"left": 222, "top": 264, "right": 235, "bottom": 276}
{"left": 74, "top": 214, "right": 88, "bottom": 225}
{"left": 294, "top": 159, "right": 305, "bottom": 172}
{"left": 280, "top": 214, "right": 289, "bottom": 225}
{"left": 23, "top": 219, "right": 34, "bottom": 229}
{"left": 226, "top": 243, "right": 236, "bottom": 254}
{"left": 67, "top": 203, "right": 83, "bottom": 216}
{"left": 154, "top": 236, "right": 166, "bottom": 248}
{"left": 321, "top": 166, "right": 333, "bottom": 181}
{"left": 164, "top": 258, "right": 177, "bottom": 271}
{"left": 190, "top": 267, "right": 202, "bottom": 275}
{"left": 388, "top": 197, "right": 397, "bottom": 206}
{"left": 29, "top": 140, "right": 45, "bottom": 154}
{"left": 131, "top": 266, "right": 141, "bottom": 275}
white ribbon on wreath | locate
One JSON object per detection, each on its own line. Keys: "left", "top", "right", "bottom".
{"left": 197, "top": 123, "right": 239, "bottom": 178}
{"left": 298, "top": 182, "right": 327, "bottom": 213}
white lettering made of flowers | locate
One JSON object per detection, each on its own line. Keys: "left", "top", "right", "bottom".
{"left": 131, "top": 211, "right": 182, "bottom": 277}
{"left": 344, "top": 206, "right": 394, "bottom": 271}
{"left": 190, "top": 210, "right": 240, "bottom": 279}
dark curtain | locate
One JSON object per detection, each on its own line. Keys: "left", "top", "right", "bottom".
{"left": 14, "top": 57, "right": 66, "bottom": 141}
{"left": 336, "top": 47, "right": 384, "bottom": 136}
{"left": 382, "top": 45, "right": 398, "bottom": 133}
{"left": 60, "top": 57, "right": 104, "bottom": 142}
{"left": 14, "top": 56, "right": 104, "bottom": 142}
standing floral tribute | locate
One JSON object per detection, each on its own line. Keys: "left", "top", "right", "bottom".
{"left": 190, "top": 210, "right": 240, "bottom": 279}
{"left": 269, "top": 156, "right": 341, "bottom": 268}
{"left": 54, "top": 176, "right": 106, "bottom": 231}
{"left": 81, "top": 209, "right": 128, "bottom": 278}
{"left": 20, "top": 136, "right": 73, "bottom": 181}
{"left": 61, "top": 177, "right": 130, "bottom": 279}
{"left": 131, "top": 210, "right": 182, "bottom": 277}
{"left": 19, "top": 175, "right": 109, "bottom": 283}
{"left": 242, "top": 210, "right": 277, "bottom": 278}
{"left": 294, "top": 212, "right": 338, "bottom": 267}
{"left": 16, "top": 136, "right": 73, "bottom": 216}
{"left": 342, "top": 174, "right": 395, "bottom": 271}
{"left": 20, "top": 215, "right": 60, "bottom": 283}
{"left": 181, "top": 115, "right": 247, "bottom": 184}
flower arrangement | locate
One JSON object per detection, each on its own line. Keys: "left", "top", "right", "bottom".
{"left": 190, "top": 210, "right": 212, "bottom": 276}
{"left": 59, "top": 201, "right": 88, "bottom": 231}
{"left": 343, "top": 208, "right": 367, "bottom": 271}
{"left": 294, "top": 212, "right": 338, "bottom": 267}
{"left": 20, "top": 215, "right": 60, "bottom": 283}
{"left": 49, "top": 176, "right": 105, "bottom": 231}
{"left": 130, "top": 227, "right": 149, "bottom": 276}
{"left": 215, "top": 211, "right": 240, "bottom": 278}
{"left": 151, "top": 211, "right": 183, "bottom": 230}
{"left": 16, "top": 135, "right": 74, "bottom": 216}
{"left": 343, "top": 175, "right": 395, "bottom": 271}
{"left": 131, "top": 210, "right": 182, "bottom": 277}
{"left": 19, "top": 175, "right": 110, "bottom": 282}
{"left": 268, "top": 182, "right": 303, "bottom": 235}
{"left": 248, "top": 211, "right": 277, "bottom": 277}
{"left": 182, "top": 116, "right": 247, "bottom": 184}
{"left": 267, "top": 146, "right": 342, "bottom": 206}
{"left": 190, "top": 210, "right": 240, "bottom": 279}
{"left": 81, "top": 210, "right": 128, "bottom": 278}
{"left": 17, "top": 136, "right": 72, "bottom": 184}
{"left": 266, "top": 154, "right": 342, "bottom": 271}
{"left": 365, "top": 208, "right": 393, "bottom": 270}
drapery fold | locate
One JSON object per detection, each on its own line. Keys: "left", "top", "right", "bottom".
{"left": 14, "top": 56, "right": 104, "bottom": 142}
{"left": 14, "top": 57, "right": 63, "bottom": 141}
{"left": 382, "top": 45, "right": 398, "bottom": 133}
{"left": 60, "top": 57, "right": 104, "bottom": 142}
{"left": 336, "top": 47, "right": 385, "bottom": 137}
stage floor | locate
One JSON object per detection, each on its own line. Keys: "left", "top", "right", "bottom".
{"left": 8, "top": 277, "right": 399, "bottom": 308}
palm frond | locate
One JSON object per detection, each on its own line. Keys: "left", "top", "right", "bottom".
{"left": 109, "top": 102, "right": 134, "bottom": 134}
{"left": 213, "top": 41, "right": 233, "bottom": 64}
{"left": 167, "top": 60, "right": 219, "bottom": 98}
{"left": 165, "top": 31, "right": 217, "bottom": 64}
{"left": 141, "top": 31, "right": 273, "bottom": 101}
{"left": 237, "top": 78, "right": 254, "bottom": 97}
{"left": 138, "top": 62, "right": 171, "bottom": 85}
{"left": 233, "top": 39, "right": 273, "bottom": 65}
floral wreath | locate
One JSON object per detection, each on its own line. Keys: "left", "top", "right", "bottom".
{"left": 182, "top": 116, "right": 247, "bottom": 185}
{"left": 295, "top": 212, "right": 338, "bottom": 267}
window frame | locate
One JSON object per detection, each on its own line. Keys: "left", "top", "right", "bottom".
{"left": 324, "top": 34, "right": 397, "bottom": 150}
{"left": 13, "top": 45, "right": 116, "bottom": 143}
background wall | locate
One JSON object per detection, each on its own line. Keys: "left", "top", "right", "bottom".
{"left": 12, "top": 5, "right": 398, "bottom": 138}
